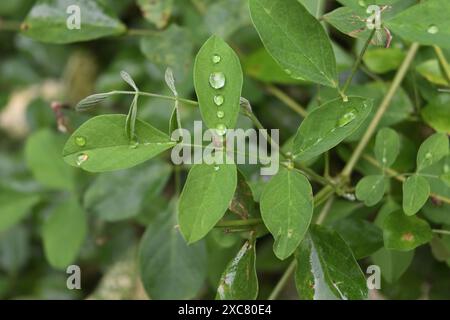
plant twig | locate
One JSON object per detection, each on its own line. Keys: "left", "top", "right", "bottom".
{"left": 341, "top": 29, "right": 376, "bottom": 95}
{"left": 433, "top": 45, "right": 450, "bottom": 85}
{"left": 265, "top": 85, "right": 308, "bottom": 117}
{"left": 433, "top": 229, "right": 450, "bottom": 236}
{"left": 340, "top": 42, "right": 420, "bottom": 178}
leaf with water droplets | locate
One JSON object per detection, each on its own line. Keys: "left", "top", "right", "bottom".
{"left": 374, "top": 128, "right": 400, "bottom": 168}
{"left": 386, "top": 0, "right": 450, "bottom": 49}
{"left": 260, "top": 168, "right": 313, "bottom": 260}
{"left": 43, "top": 196, "right": 87, "bottom": 269}
{"left": 249, "top": 0, "right": 337, "bottom": 87}
{"left": 22, "top": 0, "right": 126, "bottom": 44}
{"left": 178, "top": 163, "right": 237, "bottom": 244}
{"left": 402, "top": 174, "right": 430, "bottom": 216}
{"left": 295, "top": 224, "right": 368, "bottom": 300}
{"left": 416, "top": 132, "right": 449, "bottom": 172}
{"left": 292, "top": 97, "right": 373, "bottom": 161}
{"left": 63, "top": 114, "right": 175, "bottom": 172}
{"left": 139, "top": 200, "right": 207, "bottom": 299}
{"left": 194, "top": 35, "right": 243, "bottom": 133}
{"left": 355, "top": 175, "right": 386, "bottom": 207}
{"left": 216, "top": 238, "right": 258, "bottom": 300}
{"left": 382, "top": 210, "right": 432, "bottom": 251}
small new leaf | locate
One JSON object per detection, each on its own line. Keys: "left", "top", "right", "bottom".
{"left": 355, "top": 175, "right": 386, "bottom": 207}
{"left": 416, "top": 132, "right": 449, "bottom": 172}
{"left": 402, "top": 174, "right": 430, "bottom": 216}
{"left": 374, "top": 127, "right": 400, "bottom": 168}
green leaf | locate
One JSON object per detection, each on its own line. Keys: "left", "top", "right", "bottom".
{"left": 204, "top": 0, "right": 250, "bottom": 40}
{"left": 402, "top": 174, "right": 430, "bottom": 215}
{"left": 295, "top": 224, "right": 368, "bottom": 300}
{"left": 416, "top": 60, "right": 449, "bottom": 86}
{"left": 355, "top": 175, "right": 386, "bottom": 207}
{"left": 137, "top": 0, "right": 173, "bottom": 29}
{"left": 333, "top": 218, "right": 383, "bottom": 259}
{"left": 249, "top": 0, "right": 337, "bottom": 87}
{"left": 371, "top": 248, "right": 414, "bottom": 283}
{"left": 43, "top": 196, "right": 87, "bottom": 269}
{"left": 292, "top": 97, "right": 373, "bottom": 161}
{"left": 243, "top": 48, "right": 303, "bottom": 84}
{"left": 323, "top": 6, "right": 370, "bottom": 41}
{"left": 140, "top": 24, "right": 193, "bottom": 81}
{"left": 178, "top": 163, "right": 237, "bottom": 243}
{"left": 422, "top": 95, "right": 450, "bottom": 134}
{"left": 0, "top": 190, "right": 40, "bottom": 232}
{"left": 441, "top": 172, "right": 450, "bottom": 187}
{"left": 216, "top": 238, "right": 258, "bottom": 300}
{"left": 25, "top": 129, "right": 75, "bottom": 191}
{"left": 22, "top": 0, "right": 126, "bottom": 44}
{"left": 386, "top": 0, "right": 450, "bottom": 49}
{"left": 383, "top": 210, "right": 433, "bottom": 251}
{"left": 229, "top": 170, "right": 258, "bottom": 219}
{"left": 363, "top": 48, "right": 406, "bottom": 74}
{"left": 84, "top": 162, "right": 171, "bottom": 221}
{"left": 193, "top": 35, "right": 243, "bottom": 132}
{"left": 416, "top": 132, "right": 449, "bottom": 172}
{"left": 260, "top": 168, "right": 313, "bottom": 260}
{"left": 139, "top": 201, "right": 207, "bottom": 299}
{"left": 63, "top": 114, "right": 175, "bottom": 172}
{"left": 374, "top": 127, "right": 401, "bottom": 168}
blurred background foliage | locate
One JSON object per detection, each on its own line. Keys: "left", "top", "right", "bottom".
{"left": 0, "top": 0, "right": 449, "bottom": 299}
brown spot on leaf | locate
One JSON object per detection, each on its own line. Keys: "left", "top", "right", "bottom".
{"left": 402, "top": 232, "right": 415, "bottom": 242}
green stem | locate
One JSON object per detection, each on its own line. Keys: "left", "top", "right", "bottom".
{"left": 265, "top": 85, "right": 308, "bottom": 117}
{"left": 341, "top": 28, "right": 376, "bottom": 95}
{"left": 340, "top": 42, "right": 420, "bottom": 178}
{"left": 433, "top": 229, "right": 450, "bottom": 236}
{"left": 268, "top": 260, "right": 296, "bottom": 300}
{"left": 433, "top": 45, "right": 450, "bottom": 85}
{"left": 112, "top": 90, "right": 198, "bottom": 106}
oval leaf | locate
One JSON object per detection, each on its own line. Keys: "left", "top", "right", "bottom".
{"left": 216, "top": 238, "right": 258, "bottom": 300}
{"left": 383, "top": 210, "right": 433, "bottom": 251}
{"left": 260, "top": 168, "right": 313, "bottom": 260}
{"left": 402, "top": 174, "right": 430, "bottom": 216}
{"left": 292, "top": 97, "right": 373, "bottom": 161}
{"left": 355, "top": 175, "right": 386, "bottom": 207}
{"left": 43, "top": 196, "right": 86, "bottom": 269}
{"left": 416, "top": 132, "right": 449, "bottom": 172}
{"left": 386, "top": 0, "right": 450, "bottom": 49}
{"left": 63, "top": 114, "right": 175, "bottom": 172}
{"left": 0, "top": 190, "right": 40, "bottom": 232}
{"left": 249, "top": 0, "right": 337, "bottom": 87}
{"left": 139, "top": 201, "right": 207, "bottom": 299}
{"left": 194, "top": 35, "right": 243, "bottom": 132}
{"left": 371, "top": 248, "right": 414, "bottom": 283}
{"left": 22, "top": 0, "right": 126, "bottom": 44}
{"left": 295, "top": 224, "right": 368, "bottom": 300}
{"left": 178, "top": 163, "right": 237, "bottom": 243}
{"left": 374, "top": 127, "right": 400, "bottom": 168}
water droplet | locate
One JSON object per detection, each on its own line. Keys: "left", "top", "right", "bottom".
{"left": 444, "top": 164, "right": 450, "bottom": 173}
{"left": 358, "top": 0, "right": 366, "bottom": 7}
{"left": 425, "top": 152, "right": 432, "bottom": 159}
{"left": 214, "top": 95, "right": 224, "bottom": 106}
{"left": 214, "top": 165, "right": 220, "bottom": 171}
{"left": 427, "top": 24, "right": 439, "bottom": 34}
{"left": 212, "top": 54, "right": 221, "bottom": 64}
{"left": 338, "top": 109, "right": 357, "bottom": 127}
{"left": 217, "top": 110, "right": 225, "bottom": 119}
{"left": 284, "top": 69, "right": 292, "bottom": 75}
{"left": 76, "top": 153, "right": 88, "bottom": 166}
{"left": 215, "top": 124, "right": 227, "bottom": 136}
{"left": 75, "top": 136, "right": 86, "bottom": 147}
{"left": 209, "top": 72, "right": 226, "bottom": 89}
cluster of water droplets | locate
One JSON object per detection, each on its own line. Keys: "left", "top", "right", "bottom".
{"left": 209, "top": 54, "right": 227, "bottom": 136}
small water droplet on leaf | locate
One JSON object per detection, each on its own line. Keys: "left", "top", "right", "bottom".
{"left": 209, "top": 72, "right": 226, "bottom": 89}
{"left": 215, "top": 124, "right": 227, "bottom": 136}
{"left": 212, "top": 54, "right": 221, "bottom": 64}
{"left": 214, "top": 95, "right": 224, "bottom": 106}
{"left": 427, "top": 24, "right": 439, "bottom": 34}
{"left": 76, "top": 153, "right": 88, "bottom": 166}
{"left": 217, "top": 110, "right": 225, "bottom": 119}
{"left": 337, "top": 110, "right": 357, "bottom": 127}
{"left": 75, "top": 136, "right": 86, "bottom": 147}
